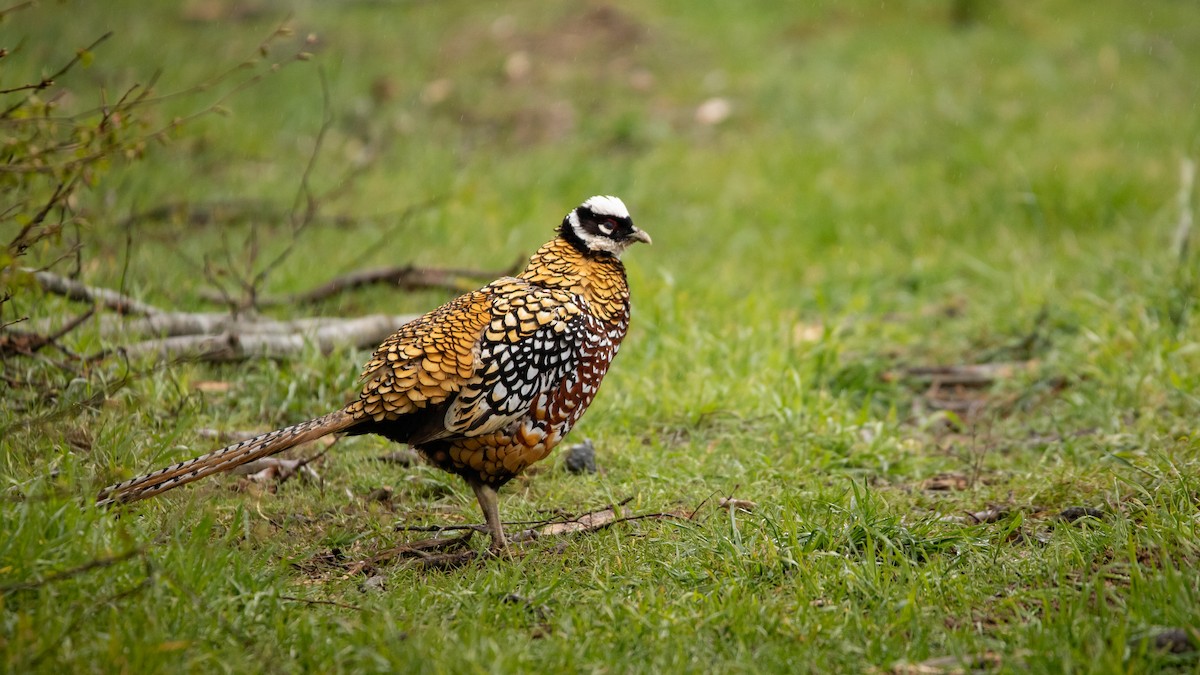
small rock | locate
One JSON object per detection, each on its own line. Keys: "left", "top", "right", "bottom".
{"left": 920, "top": 472, "right": 970, "bottom": 491}
{"left": 628, "top": 68, "right": 655, "bottom": 92}
{"left": 505, "top": 51, "right": 532, "bottom": 81}
{"left": 695, "top": 97, "right": 732, "bottom": 126}
{"left": 502, "top": 593, "right": 551, "bottom": 622}
{"left": 360, "top": 574, "right": 387, "bottom": 594}
{"left": 491, "top": 14, "right": 517, "bottom": 40}
{"left": 370, "top": 75, "right": 400, "bottom": 104}
{"left": 563, "top": 439, "right": 596, "bottom": 474}
{"left": 1057, "top": 506, "right": 1105, "bottom": 523}
{"left": 421, "top": 79, "right": 453, "bottom": 106}
{"left": 1131, "top": 628, "right": 1197, "bottom": 654}
{"left": 366, "top": 486, "right": 394, "bottom": 502}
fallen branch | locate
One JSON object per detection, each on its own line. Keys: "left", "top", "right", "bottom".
{"left": 94, "top": 311, "right": 416, "bottom": 339}
{"left": 347, "top": 532, "right": 477, "bottom": 575}
{"left": 29, "top": 271, "right": 426, "bottom": 364}
{"left": 91, "top": 313, "right": 417, "bottom": 363}
{"left": 33, "top": 269, "right": 162, "bottom": 316}
{"left": 0, "top": 307, "right": 93, "bottom": 357}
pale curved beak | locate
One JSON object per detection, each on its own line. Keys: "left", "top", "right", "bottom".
{"left": 629, "top": 227, "right": 652, "bottom": 245}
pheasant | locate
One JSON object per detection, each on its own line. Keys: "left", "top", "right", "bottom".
{"left": 96, "top": 195, "right": 651, "bottom": 551}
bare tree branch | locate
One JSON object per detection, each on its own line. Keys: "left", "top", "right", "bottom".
{"left": 0, "top": 32, "right": 113, "bottom": 114}
{"left": 0, "top": 1, "right": 35, "bottom": 21}
{"left": 251, "top": 68, "right": 335, "bottom": 293}
{"left": 32, "top": 270, "right": 163, "bottom": 316}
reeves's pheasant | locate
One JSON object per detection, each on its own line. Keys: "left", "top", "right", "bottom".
{"left": 96, "top": 196, "right": 650, "bottom": 550}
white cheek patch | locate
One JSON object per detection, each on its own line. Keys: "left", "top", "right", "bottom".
{"left": 574, "top": 230, "right": 629, "bottom": 256}
{"left": 566, "top": 195, "right": 634, "bottom": 256}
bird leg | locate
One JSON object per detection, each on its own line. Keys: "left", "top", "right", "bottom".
{"left": 468, "top": 477, "right": 508, "bottom": 552}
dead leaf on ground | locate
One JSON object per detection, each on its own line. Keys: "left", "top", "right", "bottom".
{"left": 520, "top": 501, "right": 691, "bottom": 540}
{"left": 792, "top": 321, "right": 824, "bottom": 344}
{"left": 883, "top": 650, "right": 1002, "bottom": 674}
{"left": 718, "top": 497, "right": 757, "bottom": 512}
{"left": 231, "top": 455, "right": 325, "bottom": 491}
{"left": 894, "top": 362, "right": 1039, "bottom": 388}
{"left": 939, "top": 507, "right": 1008, "bottom": 524}
{"left": 233, "top": 457, "right": 314, "bottom": 479}
{"left": 533, "top": 508, "right": 620, "bottom": 537}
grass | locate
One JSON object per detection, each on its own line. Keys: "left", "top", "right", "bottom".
{"left": 3, "top": 1, "right": 1200, "bottom": 672}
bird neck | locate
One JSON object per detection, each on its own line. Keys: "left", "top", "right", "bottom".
{"left": 518, "top": 236, "right": 631, "bottom": 323}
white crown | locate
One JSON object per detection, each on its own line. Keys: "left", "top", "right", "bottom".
{"left": 582, "top": 195, "right": 630, "bottom": 219}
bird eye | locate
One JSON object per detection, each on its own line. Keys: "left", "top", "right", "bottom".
{"left": 598, "top": 220, "right": 616, "bottom": 235}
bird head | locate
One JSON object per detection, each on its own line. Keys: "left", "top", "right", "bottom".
{"left": 561, "top": 195, "right": 652, "bottom": 257}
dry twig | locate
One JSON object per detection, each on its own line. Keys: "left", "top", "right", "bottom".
{"left": 0, "top": 547, "right": 145, "bottom": 593}
{"left": 280, "top": 595, "right": 362, "bottom": 611}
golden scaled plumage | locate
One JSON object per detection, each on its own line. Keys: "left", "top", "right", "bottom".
{"left": 346, "top": 290, "right": 493, "bottom": 422}
{"left": 345, "top": 235, "right": 626, "bottom": 428}
{"left": 97, "top": 195, "right": 648, "bottom": 552}
{"left": 517, "top": 237, "right": 631, "bottom": 323}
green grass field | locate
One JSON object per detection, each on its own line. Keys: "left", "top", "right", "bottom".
{"left": 3, "top": 1, "right": 1200, "bottom": 672}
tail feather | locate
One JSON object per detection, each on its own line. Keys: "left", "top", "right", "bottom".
{"left": 97, "top": 410, "right": 356, "bottom": 507}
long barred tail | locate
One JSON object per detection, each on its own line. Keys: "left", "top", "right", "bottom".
{"left": 96, "top": 410, "right": 357, "bottom": 507}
